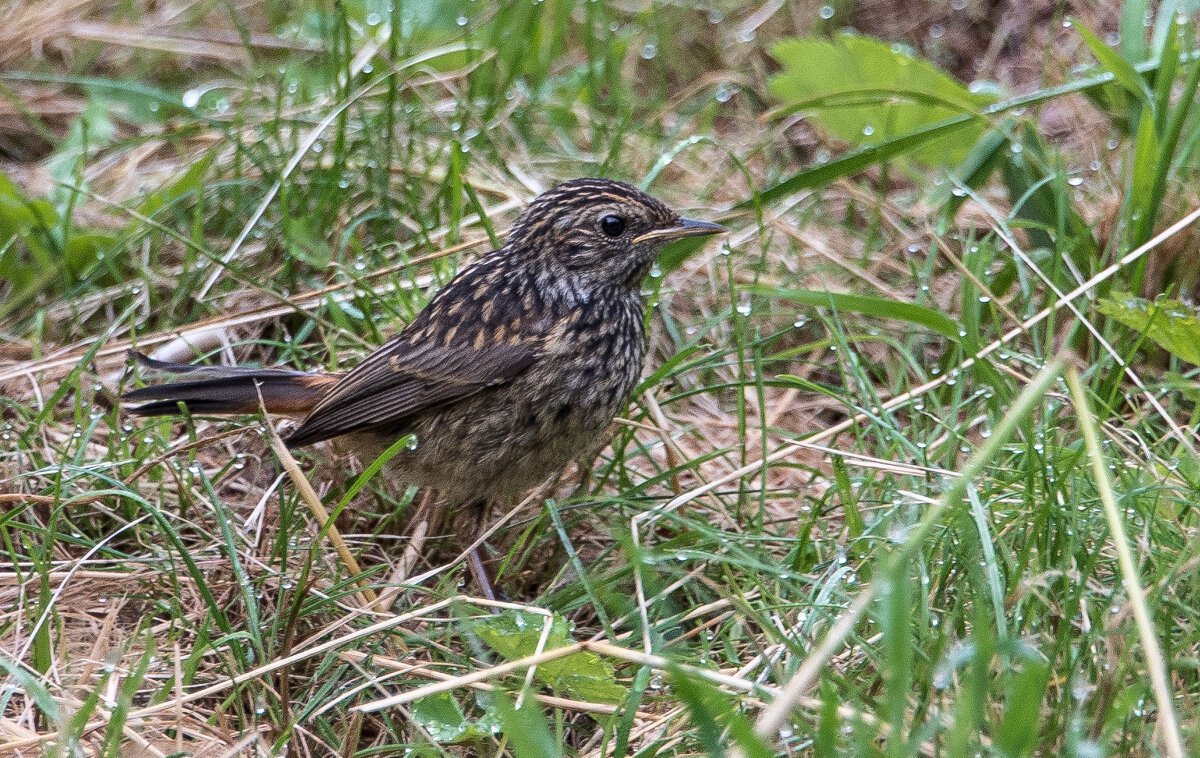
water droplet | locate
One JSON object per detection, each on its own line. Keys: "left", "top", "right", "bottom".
{"left": 456, "top": 15, "right": 468, "bottom": 26}
{"left": 640, "top": 43, "right": 657, "bottom": 59}
{"left": 929, "top": 23, "right": 945, "bottom": 39}
{"left": 1067, "top": 176, "right": 1083, "bottom": 186}
{"left": 707, "top": 9, "right": 723, "bottom": 23}
{"left": 819, "top": 5, "right": 835, "bottom": 19}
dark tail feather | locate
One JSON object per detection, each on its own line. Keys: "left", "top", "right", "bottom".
{"left": 122, "top": 351, "right": 339, "bottom": 418}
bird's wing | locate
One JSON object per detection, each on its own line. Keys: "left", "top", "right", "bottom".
{"left": 283, "top": 336, "right": 538, "bottom": 448}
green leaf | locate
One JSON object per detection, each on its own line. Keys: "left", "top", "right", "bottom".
{"left": 475, "top": 611, "right": 625, "bottom": 703}
{"left": 139, "top": 153, "right": 214, "bottom": 217}
{"left": 412, "top": 691, "right": 500, "bottom": 743}
{"left": 1097, "top": 291, "right": 1200, "bottom": 365}
{"left": 491, "top": 692, "right": 562, "bottom": 758}
{"left": 657, "top": 234, "right": 717, "bottom": 275}
{"left": 752, "top": 286, "right": 963, "bottom": 341}
{"left": 768, "top": 33, "right": 996, "bottom": 166}
{"left": 670, "top": 666, "right": 773, "bottom": 758}
{"left": 1072, "top": 18, "right": 1152, "bottom": 105}
{"left": 283, "top": 216, "right": 334, "bottom": 268}
{"left": 1129, "top": 102, "right": 1162, "bottom": 244}
{"left": 993, "top": 650, "right": 1050, "bottom": 757}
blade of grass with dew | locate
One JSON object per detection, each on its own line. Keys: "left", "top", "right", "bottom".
{"left": 752, "top": 359, "right": 1064, "bottom": 744}
{"left": 1066, "top": 367, "right": 1186, "bottom": 758}
{"left": 752, "top": 286, "right": 964, "bottom": 341}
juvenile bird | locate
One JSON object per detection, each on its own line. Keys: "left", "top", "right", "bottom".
{"left": 123, "top": 178, "right": 725, "bottom": 596}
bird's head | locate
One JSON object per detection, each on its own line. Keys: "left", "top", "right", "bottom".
{"left": 505, "top": 178, "right": 726, "bottom": 290}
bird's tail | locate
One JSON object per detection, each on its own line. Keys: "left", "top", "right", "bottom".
{"left": 121, "top": 351, "right": 339, "bottom": 418}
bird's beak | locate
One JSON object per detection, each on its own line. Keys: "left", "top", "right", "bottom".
{"left": 633, "top": 218, "right": 727, "bottom": 244}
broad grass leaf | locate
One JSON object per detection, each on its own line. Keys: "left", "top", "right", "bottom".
{"left": 767, "top": 33, "right": 996, "bottom": 166}
{"left": 1072, "top": 18, "right": 1151, "bottom": 104}
{"left": 669, "top": 666, "right": 772, "bottom": 758}
{"left": 139, "top": 153, "right": 214, "bottom": 217}
{"left": 1098, "top": 292, "right": 1200, "bottom": 365}
{"left": 490, "top": 693, "right": 562, "bottom": 758}
{"left": 754, "top": 286, "right": 963, "bottom": 341}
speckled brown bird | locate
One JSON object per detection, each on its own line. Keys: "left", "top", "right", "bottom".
{"left": 123, "top": 178, "right": 725, "bottom": 595}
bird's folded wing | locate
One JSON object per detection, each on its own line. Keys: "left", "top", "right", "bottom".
{"left": 283, "top": 338, "right": 537, "bottom": 447}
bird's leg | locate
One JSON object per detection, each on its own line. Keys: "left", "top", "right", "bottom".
{"left": 462, "top": 498, "right": 500, "bottom": 602}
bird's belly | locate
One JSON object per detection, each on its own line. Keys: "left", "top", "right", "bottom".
{"left": 363, "top": 344, "right": 642, "bottom": 502}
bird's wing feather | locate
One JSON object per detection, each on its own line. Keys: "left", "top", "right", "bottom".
{"left": 283, "top": 337, "right": 537, "bottom": 448}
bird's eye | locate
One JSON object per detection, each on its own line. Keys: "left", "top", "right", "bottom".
{"left": 600, "top": 215, "right": 626, "bottom": 237}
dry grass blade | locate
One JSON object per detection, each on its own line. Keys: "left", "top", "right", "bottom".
{"left": 1066, "top": 368, "right": 1186, "bottom": 758}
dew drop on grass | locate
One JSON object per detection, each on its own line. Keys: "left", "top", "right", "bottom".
{"left": 929, "top": 23, "right": 945, "bottom": 39}
{"left": 1067, "top": 176, "right": 1083, "bottom": 186}
{"left": 456, "top": 15, "right": 468, "bottom": 26}
{"left": 640, "top": 43, "right": 658, "bottom": 59}
{"left": 736, "top": 301, "right": 752, "bottom": 316}
{"left": 819, "top": 5, "right": 835, "bottom": 19}
{"left": 708, "top": 9, "right": 723, "bottom": 22}
{"left": 862, "top": 124, "right": 874, "bottom": 136}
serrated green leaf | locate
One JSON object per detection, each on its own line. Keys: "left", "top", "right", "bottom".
{"left": 412, "top": 692, "right": 471, "bottom": 742}
{"left": 412, "top": 691, "right": 501, "bottom": 744}
{"left": 1098, "top": 292, "right": 1200, "bottom": 365}
{"left": 768, "top": 33, "right": 996, "bottom": 166}
{"left": 475, "top": 611, "right": 624, "bottom": 703}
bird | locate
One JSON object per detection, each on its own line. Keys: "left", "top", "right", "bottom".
{"left": 122, "top": 177, "right": 726, "bottom": 598}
